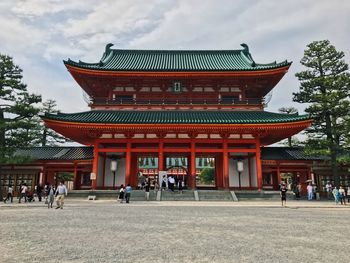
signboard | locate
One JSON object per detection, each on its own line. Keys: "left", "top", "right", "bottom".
{"left": 90, "top": 173, "right": 96, "bottom": 180}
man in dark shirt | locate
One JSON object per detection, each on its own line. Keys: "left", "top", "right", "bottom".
{"left": 280, "top": 184, "right": 287, "bottom": 207}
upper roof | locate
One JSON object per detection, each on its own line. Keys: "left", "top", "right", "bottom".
{"left": 64, "top": 43, "right": 291, "bottom": 72}
{"left": 14, "top": 147, "right": 93, "bottom": 161}
{"left": 43, "top": 110, "right": 309, "bottom": 124}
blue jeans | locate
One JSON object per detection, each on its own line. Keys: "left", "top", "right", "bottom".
{"left": 308, "top": 191, "right": 313, "bottom": 200}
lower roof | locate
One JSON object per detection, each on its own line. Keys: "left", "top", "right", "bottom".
{"left": 14, "top": 147, "right": 93, "bottom": 161}
{"left": 43, "top": 110, "right": 310, "bottom": 124}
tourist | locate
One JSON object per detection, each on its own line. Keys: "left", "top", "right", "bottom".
{"left": 18, "top": 183, "right": 28, "bottom": 203}
{"left": 168, "top": 175, "right": 175, "bottom": 192}
{"left": 161, "top": 175, "right": 167, "bottom": 191}
{"left": 280, "top": 183, "right": 287, "bottom": 206}
{"left": 36, "top": 184, "right": 42, "bottom": 202}
{"left": 47, "top": 185, "right": 55, "bottom": 209}
{"left": 178, "top": 179, "right": 183, "bottom": 194}
{"left": 3, "top": 185, "right": 13, "bottom": 203}
{"left": 55, "top": 181, "right": 67, "bottom": 209}
{"left": 307, "top": 183, "right": 313, "bottom": 201}
{"left": 118, "top": 184, "right": 125, "bottom": 203}
{"left": 339, "top": 186, "right": 346, "bottom": 205}
{"left": 125, "top": 184, "right": 132, "bottom": 203}
{"left": 153, "top": 180, "right": 159, "bottom": 193}
{"left": 144, "top": 181, "right": 150, "bottom": 201}
{"left": 325, "top": 182, "right": 332, "bottom": 199}
{"left": 332, "top": 187, "right": 340, "bottom": 205}
{"left": 347, "top": 186, "right": 350, "bottom": 203}
{"left": 293, "top": 184, "right": 299, "bottom": 200}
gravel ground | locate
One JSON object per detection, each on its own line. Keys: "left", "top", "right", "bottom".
{"left": 1, "top": 200, "right": 349, "bottom": 263}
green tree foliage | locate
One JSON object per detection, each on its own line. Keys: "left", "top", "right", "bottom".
{"left": 199, "top": 168, "right": 215, "bottom": 184}
{"left": 39, "top": 99, "right": 66, "bottom": 146}
{"left": 0, "top": 54, "right": 41, "bottom": 162}
{"left": 278, "top": 107, "right": 299, "bottom": 147}
{"left": 293, "top": 40, "right": 350, "bottom": 187}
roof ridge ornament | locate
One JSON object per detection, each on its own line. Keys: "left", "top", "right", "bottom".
{"left": 105, "top": 43, "right": 114, "bottom": 54}
{"left": 100, "top": 43, "right": 114, "bottom": 65}
{"left": 240, "top": 43, "right": 256, "bottom": 67}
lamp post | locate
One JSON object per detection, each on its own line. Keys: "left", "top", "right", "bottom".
{"left": 110, "top": 159, "right": 118, "bottom": 189}
{"left": 237, "top": 159, "right": 244, "bottom": 190}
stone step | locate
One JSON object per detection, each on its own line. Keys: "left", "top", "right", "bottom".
{"left": 161, "top": 190, "right": 195, "bottom": 201}
{"left": 197, "top": 190, "right": 233, "bottom": 201}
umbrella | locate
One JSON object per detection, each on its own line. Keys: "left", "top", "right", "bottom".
{"left": 305, "top": 179, "right": 313, "bottom": 183}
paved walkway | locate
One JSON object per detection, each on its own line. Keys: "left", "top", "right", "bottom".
{"left": 1, "top": 199, "right": 350, "bottom": 263}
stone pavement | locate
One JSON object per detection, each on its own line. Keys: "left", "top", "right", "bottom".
{"left": 1, "top": 199, "right": 350, "bottom": 263}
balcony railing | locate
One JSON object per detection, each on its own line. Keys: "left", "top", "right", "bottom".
{"left": 91, "top": 97, "right": 262, "bottom": 106}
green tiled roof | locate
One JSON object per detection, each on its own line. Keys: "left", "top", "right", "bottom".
{"left": 14, "top": 147, "right": 93, "bottom": 160}
{"left": 261, "top": 147, "right": 326, "bottom": 161}
{"left": 64, "top": 43, "right": 291, "bottom": 72}
{"left": 43, "top": 110, "right": 310, "bottom": 124}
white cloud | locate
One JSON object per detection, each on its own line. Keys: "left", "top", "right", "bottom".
{"left": 0, "top": 0, "right": 349, "bottom": 119}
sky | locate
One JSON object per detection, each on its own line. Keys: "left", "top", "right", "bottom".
{"left": 1, "top": 0, "right": 350, "bottom": 116}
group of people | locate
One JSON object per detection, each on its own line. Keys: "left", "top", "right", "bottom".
{"left": 161, "top": 175, "right": 184, "bottom": 193}
{"left": 117, "top": 184, "right": 132, "bottom": 203}
{"left": 325, "top": 182, "right": 350, "bottom": 205}
{"left": 3, "top": 181, "right": 68, "bottom": 209}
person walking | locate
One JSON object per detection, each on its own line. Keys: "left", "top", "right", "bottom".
{"left": 36, "top": 184, "right": 43, "bottom": 202}
{"left": 3, "top": 185, "right": 13, "bottom": 203}
{"left": 47, "top": 185, "right": 55, "bottom": 208}
{"left": 55, "top": 181, "right": 67, "bottom": 209}
{"left": 18, "top": 183, "right": 28, "bottom": 203}
{"left": 339, "top": 186, "right": 346, "bottom": 205}
{"left": 178, "top": 179, "right": 183, "bottom": 194}
{"left": 347, "top": 186, "right": 350, "bottom": 204}
{"left": 325, "top": 182, "right": 332, "bottom": 199}
{"left": 280, "top": 183, "right": 287, "bottom": 207}
{"left": 118, "top": 184, "right": 125, "bottom": 203}
{"left": 144, "top": 181, "right": 150, "bottom": 201}
{"left": 125, "top": 184, "right": 132, "bottom": 203}
{"left": 307, "top": 183, "right": 313, "bottom": 201}
{"left": 161, "top": 175, "right": 167, "bottom": 191}
{"left": 332, "top": 187, "right": 340, "bottom": 205}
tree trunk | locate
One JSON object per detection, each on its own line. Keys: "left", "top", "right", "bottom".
{"left": 0, "top": 110, "right": 5, "bottom": 159}
{"left": 331, "top": 144, "right": 340, "bottom": 187}
{"left": 41, "top": 127, "right": 47, "bottom": 146}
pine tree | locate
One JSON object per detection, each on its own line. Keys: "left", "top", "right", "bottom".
{"left": 0, "top": 54, "right": 41, "bottom": 162}
{"left": 293, "top": 40, "right": 350, "bottom": 187}
{"left": 40, "top": 99, "right": 66, "bottom": 146}
{"left": 278, "top": 107, "right": 299, "bottom": 147}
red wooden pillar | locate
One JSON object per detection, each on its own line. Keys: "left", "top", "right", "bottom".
{"left": 130, "top": 155, "right": 138, "bottom": 188}
{"left": 255, "top": 139, "right": 262, "bottom": 190}
{"left": 248, "top": 156, "right": 252, "bottom": 188}
{"left": 125, "top": 141, "right": 132, "bottom": 185}
{"left": 277, "top": 162, "right": 281, "bottom": 185}
{"left": 158, "top": 141, "right": 164, "bottom": 171}
{"left": 92, "top": 141, "right": 99, "bottom": 189}
{"left": 189, "top": 140, "right": 196, "bottom": 189}
{"left": 223, "top": 140, "right": 229, "bottom": 189}
{"left": 73, "top": 162, "right": 78, "bottom": 190}
{"left": 216, "top": 154, "right": 223, "bottom": 188}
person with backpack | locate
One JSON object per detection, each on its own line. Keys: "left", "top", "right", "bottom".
{"left": 125, "top": 184, "right": 132, "bottom": 203}
{"left": 118, "top": 184, "right": 125, "bottom": 203}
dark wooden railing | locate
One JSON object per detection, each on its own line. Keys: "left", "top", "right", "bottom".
{"left": 91, "top": 97, "right": 262, "bottom": 105}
